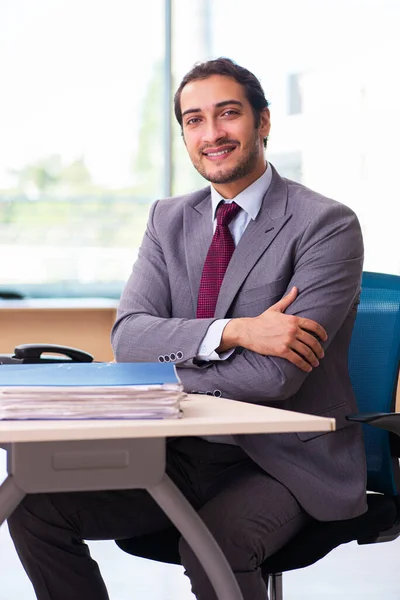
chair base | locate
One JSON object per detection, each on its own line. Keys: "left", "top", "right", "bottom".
{"left": 269, "top": 572, "right": 283, "bottom": 600}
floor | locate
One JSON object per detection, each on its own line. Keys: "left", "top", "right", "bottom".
{"left": 1, "top": 448, "right": 400, "bottom": 599}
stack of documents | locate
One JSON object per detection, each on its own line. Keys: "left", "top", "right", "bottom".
{"left": 0, "top": 362, "right": 185, "bottom": 420}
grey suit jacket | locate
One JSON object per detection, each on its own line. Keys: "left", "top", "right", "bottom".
{"left": 112, "top": 165, "right": 367, "bottom": 521}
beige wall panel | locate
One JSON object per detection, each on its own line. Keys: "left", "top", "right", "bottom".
{"left": 0, "top": 306, "right": 117, "bottom": 362}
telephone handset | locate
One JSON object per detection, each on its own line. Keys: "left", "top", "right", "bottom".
{"left": 0, "top": 344, "right": 94, "bottom": 364}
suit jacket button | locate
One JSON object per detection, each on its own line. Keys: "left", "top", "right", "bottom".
{"left": 176, "top": 351, "right": 183, "bottom": 360}
{"left": 164, "top": 355, "right": 171, "bottom": 362}
{"left": 158, "top": 356, "right": 165, "bottom": 363}
{"left": 213, "top": 390, "right": 222, "bottom": 397}
{"left": 170, "top": 353, "right": 176, "bottom": 361}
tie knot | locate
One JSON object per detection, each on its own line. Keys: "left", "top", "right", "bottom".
{"left": 216, "top": 201, "right": 241, "bottom": 227}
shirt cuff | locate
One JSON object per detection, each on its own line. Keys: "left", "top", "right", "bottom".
{"left": 196, "top": 319, "right": 235, "bottom": 361}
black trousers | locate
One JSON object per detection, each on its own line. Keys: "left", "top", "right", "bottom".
{"left": 8, "top": 437, "right": 309, "bottom": 600}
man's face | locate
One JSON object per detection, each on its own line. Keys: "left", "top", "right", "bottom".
{"left": 180, "top": 75, "right": 270, "bottom": 197}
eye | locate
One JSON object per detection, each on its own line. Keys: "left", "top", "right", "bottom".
{"left": 185, "top": 116, "right": 202, "bottom": 126}
{"left": 221, "top": 109, "right": 240, "bottom": 118}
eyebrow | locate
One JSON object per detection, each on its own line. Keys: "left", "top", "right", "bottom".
{"left": 181, "top": 99, "right": 243, "bottom": 119}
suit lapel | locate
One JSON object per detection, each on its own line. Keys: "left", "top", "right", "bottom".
{"left": 214, "top": 167, "right": 292, "bottom": 317}
{"left": 183, "top": 189, "right": 213, "bottom": 314}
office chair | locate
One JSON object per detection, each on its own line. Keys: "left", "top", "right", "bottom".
{"left": 115, "top": 271, "right": 400, "bottom": 599}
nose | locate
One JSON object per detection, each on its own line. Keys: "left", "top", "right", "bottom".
{"left": 202, "top": 118, "right": 226, "bottom": 145}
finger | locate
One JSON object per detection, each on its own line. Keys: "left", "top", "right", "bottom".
{"left": 291, "top": 339, "right": 320, "bottom": 367}
{"left": 299, "top": 318, "right": 328, "bottom": 342}
{"left": 297, "top": 330, "right": 325, "bottom": 359}
{"left": 284, "top": 349, "right": 313, "bottom": 372}
{"left": 271, "top": 286, "right": 298, "bottom": 313}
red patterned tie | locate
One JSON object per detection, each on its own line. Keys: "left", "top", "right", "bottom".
{"left": 196, "top": 201, "right": 242, "bottom": 318}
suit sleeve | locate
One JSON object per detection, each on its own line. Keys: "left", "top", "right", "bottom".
{"left": 176, "top": 202, "right": 364, "bottom": 403}
{"left": 111, "top": 200, "right": 216, "bottom": 364}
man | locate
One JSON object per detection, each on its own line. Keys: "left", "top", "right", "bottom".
{"left": 8, "top": 58, "right": 367, "bottom": 600}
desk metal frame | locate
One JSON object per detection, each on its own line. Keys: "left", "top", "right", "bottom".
{"left": 0, "top": 437, "right": 242, "bottom": 599}
{"left": 0, "top": 395, "right": 335, "bottom": 600}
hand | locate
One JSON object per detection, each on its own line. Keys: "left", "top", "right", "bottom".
{"left": 219, "top": 287, "right": 328, "bottom": 372}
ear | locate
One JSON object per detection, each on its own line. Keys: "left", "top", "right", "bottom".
{"left": 259, "top": 108, "right": 271, "bottom": 138}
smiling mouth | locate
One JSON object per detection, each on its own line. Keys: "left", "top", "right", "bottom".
{"left": 202, "top": 145, "right": 237, "bottom": 159}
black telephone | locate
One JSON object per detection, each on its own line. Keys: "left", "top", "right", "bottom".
{"left": 0, "top": 344, "right": 94, "bottom": 365}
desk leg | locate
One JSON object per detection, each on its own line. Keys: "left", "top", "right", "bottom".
{"left": 0, "top": 475, "right": 25, "bottom": 525}
{"left": 148, "top": 473, "right": 243, "bottom": 600}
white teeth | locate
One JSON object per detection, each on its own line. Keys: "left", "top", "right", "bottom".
{"left": 206, "top": 148, "right": 232, "bottom": 157}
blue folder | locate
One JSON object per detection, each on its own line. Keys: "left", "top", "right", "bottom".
{"left": 0, "top": 362, "right": 179, "bottom": 387}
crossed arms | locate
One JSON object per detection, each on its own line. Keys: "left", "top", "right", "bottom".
{"left": 111, "top": 199, "right": 363, "bottom": 403}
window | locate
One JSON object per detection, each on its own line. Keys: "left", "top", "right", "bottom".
{"left": 287, "top": 73, "right": 303, "bottom": 116}
{"left": 1, "top": 0, "right": 398, "bottom": 302}
{"left": 207, "top": 0, "right": 400, "bottom": 275}
{"left": 0, "top": 0, "right": 165, "bottom": 298}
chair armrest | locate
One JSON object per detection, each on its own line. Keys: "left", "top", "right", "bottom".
{"left": 346, "top": 412, "right": 400, "bottom": 436}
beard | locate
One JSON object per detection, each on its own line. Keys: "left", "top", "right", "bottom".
{"left": 192, "top": 132, "right": 261, "bottom": 184}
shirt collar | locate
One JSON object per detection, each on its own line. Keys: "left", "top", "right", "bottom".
{"left": 210, "top": 162, "right": 272, "bottom": 221}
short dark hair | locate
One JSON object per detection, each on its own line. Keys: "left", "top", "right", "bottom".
{"left": 174, "top": 57, "right": 270, "bottom": 147}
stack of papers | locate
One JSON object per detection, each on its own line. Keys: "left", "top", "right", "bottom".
{"left": 0, "top": 362, "right": 185, "bottom": 420}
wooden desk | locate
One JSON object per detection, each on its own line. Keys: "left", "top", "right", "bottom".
{"left": 0, "top": 299, "right": 118, "bottom": 362}
{"left": 0, "top": 395, "right": 334, "bottom": 600}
